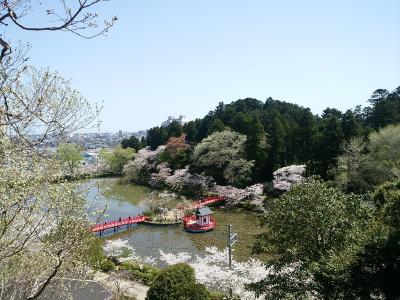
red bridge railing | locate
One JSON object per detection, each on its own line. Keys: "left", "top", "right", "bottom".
{"left": 91, "top": 196, "right": 225, "bottom": 234}
{"left": 90, "top": 215, "right": 149, "bottom": 233}
{"left": 194, "top": 196, "right": 225, "bottom": 208}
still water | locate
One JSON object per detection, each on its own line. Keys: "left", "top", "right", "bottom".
{"left": 79, "top": 178, "right": 263, "bottom": 261}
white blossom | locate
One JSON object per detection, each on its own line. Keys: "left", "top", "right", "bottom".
{"left": 272, "top": 165, "right": 306, "bottom": 192}
{"left": 103, "top": 239, "right": 134, "bottom": 257}
{"left": 159, "top": 250, "right": 191, "bottom": 265}
{"left": 123, "top": 146, "right": 166, "bottom": 182}
{"left": 159, "top": 246, "right": 270, "bottom": 300}
{"left": 103, "top": 239, "right": 156, "bottom": 264}
{"left": 149, "top": 162, "right": 172, "bottom": 187}
{"left": 212, "top": 183, "right": 264, "bottom": 206}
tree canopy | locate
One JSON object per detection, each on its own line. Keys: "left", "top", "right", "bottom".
{"left": 139, "top": 86, "right": 399, "bottom": 183}
{"left": 121, "top": 135, "right": 141, "bottom": 151}
{"left": 252, "top": 179, "right": 372, "bottom": 299}
{"left": 192, "top": 130, "right": 254, "bottom": 187}
{"left": 333, "top": 124, "right": 400, "bottom": 193}
{"left": 146, "top": 263, "right": 209, "bottom": 300}
{"left": 100, "top": 146, "right": 135, "bottom": 175}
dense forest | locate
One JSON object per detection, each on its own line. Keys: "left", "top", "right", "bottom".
{"left": 123, "top": 86, "right": 400, "bottom": 184}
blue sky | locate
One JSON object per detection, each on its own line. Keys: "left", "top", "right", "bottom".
{"left": 4, "top": 0, "right": 400, "bottom": 132}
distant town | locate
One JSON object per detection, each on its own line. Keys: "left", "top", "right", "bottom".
{"left": 32, "top": 114, "right": 187, "bottom": 149}
{"left": 28, "top": 115, "right": 188, "bottom": 170}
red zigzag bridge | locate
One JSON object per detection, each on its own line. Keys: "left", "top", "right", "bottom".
{"left": 193, "top": 196, "right": 225, "bottom": 208}
{"left": 90, "top": 215, "right": 149, "bottom": 234}
{"left": 90, "top": 196, "right": 225, "bottom": 235}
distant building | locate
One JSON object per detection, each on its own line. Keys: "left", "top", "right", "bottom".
{"left": 161, "top": 115, "right": 187, "bottom": 127}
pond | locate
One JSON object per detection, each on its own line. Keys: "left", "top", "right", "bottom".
{"left": 79, "top": 178, "right": 265, "bottom": 263}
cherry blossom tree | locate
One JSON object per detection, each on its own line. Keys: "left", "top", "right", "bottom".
{"left": 272, "top": 165, "right": 306, "bottom": 192}
{"left": 123, "top": 146, "right": 165, "bottom": 184}
{"left": 159, "top": 246, "right": 269, "bottom": 300}
{"left": 0, "top": 139, "right": 99, "bottom": 299}
{"left": 213, "top": 183, "right": 264, "bottom": 207}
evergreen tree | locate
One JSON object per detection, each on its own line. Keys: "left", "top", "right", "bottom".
{"left": 184, "top": 120, "right": 199, "bottom": 143}
{"left": 121, "top": 135, "right": 141, "bottom": 151}
{"left": 341, "top": 110, "right": 364, "bottom": 141}
{"left": 266, "top": 114, "right": 286, "bottom": 175}
{"left": 166, "top": 120, "right": 183, "bottom": 138}
{"left": 315, "top": 116, "right": 344, "bottom": 177}
{"left": 296, "top": 108, "right": 316, "bottom": 162}
{"left": 146, "top": 126, "right": 168, "bottom": 150}
{"left": 367, "top": 87, "right": 400, "bottom": 129}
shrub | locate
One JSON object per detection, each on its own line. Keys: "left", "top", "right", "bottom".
{"left": 146, "top": 263, "right": 209, "bottom": 300}
{"left": 99, "top": 258, "right": 116, "bottom": 272}
{"left": 142, "top": 209, "right": 155, "bottom": 217}
{"left": 120, "top": 261, "right": 160, "bottom": 285}
{"left": 209, "top": 291, "right": 226, "bottom": 300}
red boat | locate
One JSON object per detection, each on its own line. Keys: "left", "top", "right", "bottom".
{"left": 183, "top": 206, "right": 216, "bottom": 233}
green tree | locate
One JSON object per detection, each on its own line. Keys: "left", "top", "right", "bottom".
{"left": 266, "top": 114, "right": 286, "bottom": 174}
{"left": 140, "top": 136, "right": 147, "bottom": 148}
{"left": 146, "top": 263, "right": 209, "bottom": 300}
{"left": 143, "top": 87, "right": 400, "bottom": 181}
{"left": 333, "top": 124, "right": 400, "bottom": 193}
{"left": 366, "top": 87, "right": 400, "bottom": 129}
{"left": 343, "top": 181, "right": 400, "bottom": 299}
{"left": 184, "top": 120, "right": 199, "bottom": 143}
{"left": 146, "top": 126, "right": 168, "bottom": 150}
{"left": 368, "top": 124, "right": 400, "bottom": 182}
{"left": 332, "top": 137, "right": 368, "bottom": 193}
{"left": 223, "top": 158, "right": 254, "bottom": 187}
{"left": 252, "top": 179, "right": 371, "bottom": 299}
{"left": 167, "top": 120, "right": 183, "bottom": 138}
{"left": 100, "top": 146, "right": 135, "bottom": 175}
{"left": 56, "top": 143, "right": 84, "bottom": 175}
{"left": 296, "top": 108, "right": 316, "bottom": 163}
{"left": 193, "top": 130, "right": 254, "bottom": 186}
{"left": 121, "top": 135, "right": 141, "bottom": 151}
{"left": 208, "top": 117, "right": 226, "bottom": 134}
{"left": 341, "top": 110, "right": 364, "bottom": 141}
{"left": 315, "top": 116, "right": 344, "bottom": 178}
{"left": 244, "top": 115, "right": 268, "bottom": 179}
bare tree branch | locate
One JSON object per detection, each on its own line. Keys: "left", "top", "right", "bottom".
{"left": 0, "top": 0, "right": 116, "bottom": 62}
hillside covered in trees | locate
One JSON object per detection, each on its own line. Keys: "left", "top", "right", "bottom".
{"left": 116, "top": 85, "right": 400, "bottom": 299}
{"left": 123, "top": 86, "right": 400, "bottom": 185}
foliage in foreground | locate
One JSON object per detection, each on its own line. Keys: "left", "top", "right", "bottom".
{"left": 0, "top": 139, "right": 99, "bottom": 298}
{"left": 252, "top": 179, "right": 372, "bottom": 299}
{"left": 252, "top": 178, "right": 400, "bottom": 299}
{"left": 341, "top": 180, "right": 400, "bottom": 299}
{"left": 146, "top": 263, "right": 210, "bottom": 300}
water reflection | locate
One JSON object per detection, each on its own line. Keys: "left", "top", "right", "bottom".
{"left": 79, "top": 178, "right": 203, "bottom": 261}
{"left": 79, "top": 177, "right": 260, "bottom": 262}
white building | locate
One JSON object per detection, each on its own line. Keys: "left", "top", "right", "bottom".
{"left": 161, "top": 115, "right": 187, "bottom": 127}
